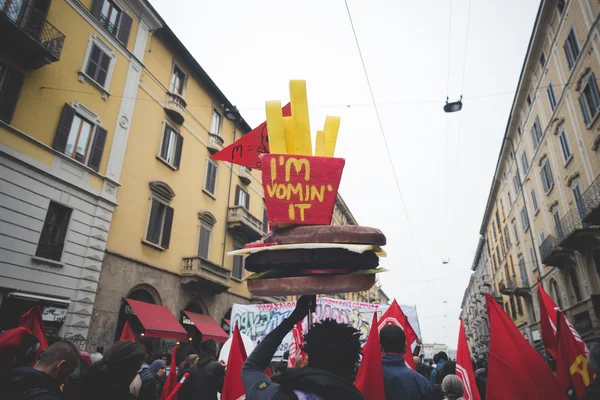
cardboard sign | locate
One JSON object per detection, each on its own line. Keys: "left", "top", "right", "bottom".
{"left": 211, "top": 103, "right": 291, "bottom": 168}
{"left": 261, "top": 154, "right": 345, "bottom": 225}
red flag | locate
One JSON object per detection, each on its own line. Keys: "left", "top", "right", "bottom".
{"left": 18, "top": 305, "right": 48, "bottom": 357}
{"left": 485, "top": 293, "right": 566, "bottom": 399}
{"left": 0, "top": 327, "right": 33, "bottom": 364}
{"left": 456, "top": 319, "right": 481, "bottom": 400}
{"left": 160, "top": 346, "right": 178, "bottom": 400}
{"left": 355, "top": 313, "right": 385, "bottom": 400}
{"left": 119, "top": 321, "right": 136, "bottom": 341}
{"left": 538, "top": 281, "right": 559, "bottom": 359}
{"left": 165, "top": 372, "right": 190, "bottom": 400}
{"left": 287, "top": 321, "right": 306, "bottom": 368}
{"left": 556, "top": 310, "right": 593, "bottom": 398}
{"left": 222, "top": 325, "right": 248, "bottom": 400}
{"left": 211, "top": 103, "right": 291, "bottom": 168}
{"left": 377, "top": 300, "right": 417, "bottom": 369}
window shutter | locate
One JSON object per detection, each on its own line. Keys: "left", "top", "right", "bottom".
{"left": 88, "top": 126, "right": 107, "bottom": 171}
{"left": 160, "top": 128, "right": 170, "bottom": 159}
{"left": 91, "top": 0, "right": 104, "bottom": 20}
{"left": 53, "top": 104, "right": 76, "bottom": 153}
{"left": 245, "top": 191, "right": 250, "bottom": 209}
{"left": 578, "top": 94, "right": 591, "bottom": 125}
{"left": 117, "top": 13, "right": 133, "bottom": 47}
{"left": 0, "top": 67, "right": 25, "bottom": 124}
{"left": 174, "top": 133, "right": 184, "bottom": 169}
{"left": 161, "top": 206, "right": 174, "bottom": 249}
{"left": 563, "top": 42, "right": 573, "bottom": 69}
{"left": 235, "top": 186, "right": 240, "bottom": 206}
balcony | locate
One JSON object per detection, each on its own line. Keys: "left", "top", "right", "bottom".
{"left": 556, "top": 208, "right": 592, "bottom": 250}
{"left": 508, "top": 276, "right": 530, "bottom": 297}
{"left": 582, "top": 174, "right": 600, "bottom": 224}
{"left": 181, "top": 256, "right": 230, "bottom": 293}
{"left": 227, "top": 206, "right": 265, "bottom": 241}
{"left": 539, "top": 234, "right": 574, "bottom": 268}
{"left": 207, "top": 133, "right": 224, "bottom": 154}
{"left": 239, "top": 166, "right": 252, "bottom": 185}
{"left": 164, "top": 93, "right": 187, "bottom": 124}
{"left": 499, "top": 280, "right": 511, "bottom": 296}
{"left": 0, "top": 0, "right": 65, "bottom": 69}
{"left": 490, "top": 290, "right": 503, "bottom": 303}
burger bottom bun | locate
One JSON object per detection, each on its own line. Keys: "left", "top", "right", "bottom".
{"left": 246, "top": 273, "right": 376, "bottom": 296}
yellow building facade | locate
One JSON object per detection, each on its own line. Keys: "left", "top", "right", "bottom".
{"left": 464, "top": 0, "right": 600, "bottom": 353}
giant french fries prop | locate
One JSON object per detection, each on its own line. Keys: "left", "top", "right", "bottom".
{"left": 261, "top": 80, "right": 344, "bottom": 226}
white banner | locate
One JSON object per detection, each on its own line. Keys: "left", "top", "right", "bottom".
{"left": 231, "top": 297, "right": 420, "bottom": 359}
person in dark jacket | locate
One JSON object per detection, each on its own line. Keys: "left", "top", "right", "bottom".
{"left": 183, "top": 339, "right": 225, "bottom": 400}
{"left": 138, "top": 360, "right": 166, "bottom": 400}
{"left": 177, "top": 354, "right": 199, "bottom": 400}
{"left": 582, "top": 345, "right": 600, "bottom": 400}
{"left": 242, "top": 295, "right": 364, "bottom": 400}
{"left": 430, "top": 352, "right": 448, "bottom": 385}
{"left": 83, "top": 340, "right": 147, "bottom": 400}
{"left": 5, "top": 340, "right": 80, "bottom": 400}
{"left": 432, "top": 361, "right": 456, "bottom": 400}
{"left": 379, "top": 325, "right": 432, "bottom": 400}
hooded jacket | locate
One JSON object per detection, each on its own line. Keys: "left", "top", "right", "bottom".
{"left": 181, "top": 354, "right": 224, "bottom": 400}
{"left": 4, "top": 367, "right": 63, "bottom": 400}
{"left": 242, "top": 315, "right": 364, "bottom": 400}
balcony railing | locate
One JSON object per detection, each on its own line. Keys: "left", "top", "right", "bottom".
{"left": 581, "top": 174, "right": 600, "bottom": 224}
{"left": 557, "top": 208, "right": 585, "bottom": 245}
{"left": 1, "top": 0, "right": 65, "bottom": 68}
{"left": 164, "top": 93, "right": 187, "bottom": 124}
{"left": 227, "top": 206, "right": 265, "bottom": 241}
{"left": 207, "top": 133, "right": 224, "bottom": 154}
{"left": 181, "top": 256, "right": 230, "bottom": 292}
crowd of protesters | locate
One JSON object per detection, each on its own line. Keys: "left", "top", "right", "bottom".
{"left": 1, "top": 296, "right": 598, "bottom": 400}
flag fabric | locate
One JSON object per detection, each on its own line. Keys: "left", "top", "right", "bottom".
{"left": 485, "top": 293, "right": 566, "bottom": 399}
{"left": 160, "top": 346, "right": 178, "bottom": 400}
{"left": 211, "top": 103, "right": 291, "bottom": 168}
{"left": 119, "top": 320, "right": 136, "bottom": 341}
{"left": 538, "top": 281, "right": 559, "bottom": 359}
{"left": 287, "top": 321, "right": 306, "bottom": 368}
{"left": 18, "top": 305, "right": 48, "bottom": 357}
{"left": 222, "top": 325, "right": 248, "bottom": 400}
{"left": 456, "top": 319, "right": 481, "bottom": 400}
{"left": 377, "top": 300, "right": 417, "bottom": 369}
{"left": 165, "top": 372, "right": 190, "bottom": 400}
{"left": 556, "top": 310, "right": 593, "bottom": 398}
{"left": 355, "top": 313, "right": 386, "bottom": 400}
{"left": 0, "top": 327, "right": 33, "bottom": 364}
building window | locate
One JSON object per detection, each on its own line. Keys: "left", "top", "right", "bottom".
{"left": 541, "top": 159, "right": 555, "bottom": 194}
{"left": 509, "top": 295, "right": 517, "bottom": 320}
{"left": 53, "top": 104, "right": 107, "bottom": 172}
{"left": 513, "top": 223, "right": 519, "bottom": 243}
{"left": 495, "top": 210, "right": 501, "bottom": 230}
{"left": 521, "top": 151, "right": 529, "bottom": 173}
{"left": 232, "top": 240, "right": 245, "bottom": 281}
{"left": 504, "top": 226, "right": 511, "bottom": 247}
{"left": 539, "top": 52, "right": 546, "bottom": 69}
{"left": 569, "top": 268, "right": 582, "bottom": 303}
{"left": 170, "top": 65, "right": 186, "bottom": 96}
{"left": 204, "top": 159, "right": 218, "bottom": 196}
{"left": 210, "top": 109, "right": 222, "bottom": 135}
{"left": 145, "top": 181, "right": 175, "bottom": 249}
{"left": 235, "top": 186, "right": 250, "bottom": 209}
{"left": 0, "top": 62, "right": 25, "bottom": 124}
{"left": 500, "top": 199, "right": 505, "bottom": 220}
{"left": 197, "top": 225, "right": 211, "bottom": 259}
{"left": 572, "top": 183, "right": 585, "bottom": 220}
{"left": 492, "top": 221, "right": 498, "bottom": 241}
{"left": 80, "top": 35, "right": 116, "bottom": 92}
{"left": 516, "top": 296, "right": 524, "bottom": 316}
{"left": 529, "top": 247, "right": 537, "bottom": 271}
{"left": 521, "top": 207, "right": 529, "bottom": 231}
{"left": 500, "top": 235, "right": 506, "bottom": 254}
{"left": 547, "top": 82, "right": 557, "bottom": 111}
{"left": 578, "top": 73, "right": 600, "bottom": 126}
{"left": 530, "top": 116, "right": 543, "bottom": 149}
{"left": 507, "top": 191, "right": 512, "bottom": 205}
{"left": 517, "top": 126, "right": 522, "bottom": 137}
{"left": 527, "top": 95, "right": 532, "bottom": 107}
{"left": 557, "top": 0, "right": 565, "bottom": 14}
{"left": 540, "top": 230, "right": 546, "bottom": 243}
{"left": 35, "top": 202, "right": 72, "bottom": 261}
{"left": 551, "top": 279, "right": 563, "bottom": 308}
{"left": 531, "top": 189, "right": 539, "bottom": 213}
{"left": 553, "top": 211, "right": 563, "bottom": 238}
{"left": 91, "top": 0, "right": 133, "bottom": 46}
{"left": 564, "top": 28, "right": 580, "bottom": 70}
{"left": 99, "top": 0, "right": 121, "bottom": 35}
{"left": 558, "top": 128, "right": 572, "bottom": 162}
{"left": 159, "top": 124, "right": 183, "bottom": 169}
{"left": 513, "top": 172, "right": 521, "bottom": 194}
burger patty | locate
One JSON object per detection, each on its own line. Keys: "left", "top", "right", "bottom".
{"left": 263, "top": 225, "right": 386, "bottom": 246}
{"left": 244, "top": 248, "right": 379, "bottom": 273}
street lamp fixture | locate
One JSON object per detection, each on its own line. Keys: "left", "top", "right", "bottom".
{"left": 224, "top": 106, "right": 240, "bottom": 121}
{"left": 444, "top": 96, "right": 463, "bottom": 113}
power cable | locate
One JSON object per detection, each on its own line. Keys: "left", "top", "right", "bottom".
{"left": 343, "top": 0, "right": 427, "bottom": 281}
{"left": 460, "top": 0, "right": 473, "bottom": 93}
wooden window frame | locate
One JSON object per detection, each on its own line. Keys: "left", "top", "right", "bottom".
{"left": 197, "top": 224, "right": 211, "bottom": 259}
{"left": 210, "top": 108, "right": 223, "bottom": 136}
{"left": 35, "top": 201, "right": 73, "bottom": 263}
{"left": 158, "top": 121, "right": 183, "bottom": 170}
{"left": 143, "top": 196, "right": 174, "bottom": 250}
{"left": 204, "top": 159, "right": 218, "bottom": 198}
{"left": 66, "top": 114, "right": 96, "bottom": 164}
{"left": 79, "top": 35, "right": 116, "bottom": 97}
{"left": 170, "top": 62, "right": 187, "bottom": 96}
{"left": 235, "top": 185, "right": 250, "bottom": 209}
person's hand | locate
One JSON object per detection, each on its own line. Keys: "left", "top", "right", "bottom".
{"left": 219, "top": 360, "right": 227, "bottom": 367}
{"left": 290, "top": 295, "right": 316, "bottom": 323}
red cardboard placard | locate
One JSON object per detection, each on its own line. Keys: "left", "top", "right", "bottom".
{"left": 261, "top": 154, "right": 345, "bottom": 225}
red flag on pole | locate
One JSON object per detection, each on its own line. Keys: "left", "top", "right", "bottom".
{"left": 119, "top": 321, "right": 136, "bottom": 342}
{"left": 484, "top": 293, "right": 566, "bottom": 399}
{"left": 377, "top": 300, "right": 417, "bottom": 369}
{"left": 165, "top": 372, "right": 190, "bottom": 400}
{"left": 355, "top": 313, "right": 385, "bottom": 400}
{"left": 160, "top": 346, "right": 178, "bottom": 400}
{"left": 18, "top": 305, "right": 48, "bottom": 357}
{"left": 538, "top": 281, "right": 559, "bottom": 359}
{"left": 456, "top": 319, "right": 481, "bottom": 400}
{"left": 556, "top": 310, "right": 593, "bottom": 398}
{"left": 222, "top": 325, "right": 248, "bottom": 400}
{"left": 210, "top": 103, "right": 291, "bottom": 168}
{"left": 287, "top": 321, "right": 306, "bottom": 368}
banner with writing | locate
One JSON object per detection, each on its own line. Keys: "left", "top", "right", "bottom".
{"left": 230, "top": 297, "right": 420, "bottom": 359}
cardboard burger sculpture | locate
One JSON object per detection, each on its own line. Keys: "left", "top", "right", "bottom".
{"left": 217, "top": 80, "right": 386, "bottom": 296}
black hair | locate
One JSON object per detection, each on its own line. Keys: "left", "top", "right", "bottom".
{"left": 302, "top": 319, "right": 361, "bottom": 380}
{"left": 87, "top": 340, "right": 147, "bottom": 386}
{"left": 199, "top": 339, "right": 218, "bottom": 358}
{"left": 433, "top": 353, "right": 441, "bottom": 363}
{"left": 438, "top": 351, "right": 449, "bottom": 361}
{"left": 379, "top": 325, "right": 406, "bottom": 354}
{"left": 437, "top": 360, "right": 457, "bottom": 385}
{"left": 38, "top": 340, "right": 80, "bottom": 369}
{"left": 96, "top": 346, "right": 104, "bottom": 354}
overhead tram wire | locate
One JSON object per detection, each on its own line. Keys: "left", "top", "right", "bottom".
{"left": 443, "top": 0, "right": 452, "bottom": 258}
{"left": 343, "top": 0, "right": 427, "bottom": 281}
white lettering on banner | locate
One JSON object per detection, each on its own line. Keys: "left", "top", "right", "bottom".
{"left": 456, "top": 364, "right": 473, "bottom": 400}
{"left": 230, "top": 297, "right": 421, "bottom": 358}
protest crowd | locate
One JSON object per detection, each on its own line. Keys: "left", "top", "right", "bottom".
{"left": 1, "top": 289, "right": 599, "bottom": 400}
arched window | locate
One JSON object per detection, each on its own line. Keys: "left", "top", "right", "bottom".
{"left": 551, "top": 279, "right": 563, "bottom": 309}
{"left": 569, "top": 268, "right": 582, "bottom": 303}
{"left": 128, "top": 289, "right": 156, "bottom": 304}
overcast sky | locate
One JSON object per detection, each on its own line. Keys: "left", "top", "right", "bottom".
{"left": 150, "top": 0, "right": 540, "bottom": 347}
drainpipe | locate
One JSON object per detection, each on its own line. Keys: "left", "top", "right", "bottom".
{"left": 221, "top": 108, "right": 239, "bottom": 267}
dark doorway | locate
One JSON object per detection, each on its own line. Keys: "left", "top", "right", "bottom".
{"left": 0, "top": 295, "right": 67, "bottom": 337}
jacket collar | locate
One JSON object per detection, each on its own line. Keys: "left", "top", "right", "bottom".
{"left": 382, "top": 354, "right": 407, "bottom": 367}
{"left": 274, "top": 367, "right": 364, "bottom": 400}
